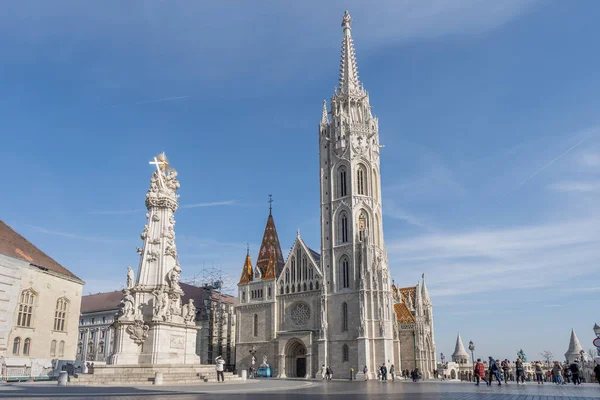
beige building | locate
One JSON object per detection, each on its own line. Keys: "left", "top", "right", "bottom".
{"left": 0, "top": 220, "right": 84, "bottom": 378}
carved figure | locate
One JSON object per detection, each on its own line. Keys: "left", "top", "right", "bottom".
{"left": 126, "top": 320, "right": 149, "bottom": 345}
{"left": 126, "top": 266, "right": 135, "bottom": 289}
{"left": 140, "top": 224, "right": 149, "bottom": 240}
{"left": 169, "top": 293, "right": 182, "bottom": 316}
{"left": 119, "top": 289, "right": 135, "bottom": 318}
{"left": 183, "top": 299, "right": 196, "bottom": 323}
{"left": 167, "top": 264, "right": 182, "bottom": 291}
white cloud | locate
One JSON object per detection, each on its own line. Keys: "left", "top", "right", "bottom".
{"left": 579, "top": 152, "right": 600, "bottom": 167}
{"left": 180, "top": 200, "right": 237, "bottom": 209}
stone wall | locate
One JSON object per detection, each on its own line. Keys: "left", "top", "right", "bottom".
{"left": 0, "top": 255, "right": 22, "bottom": 357}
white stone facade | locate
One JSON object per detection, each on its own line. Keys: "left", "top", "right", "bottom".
{"left": 77, "top": 309, "right": 117, "bottom": 363}
{"left": 235, "top": 11, "right": 436, "bottom": 379}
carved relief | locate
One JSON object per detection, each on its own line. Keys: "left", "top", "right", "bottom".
{"left": 126, "top": 320, "right": 149, "bottom": 345}
{"left": 147, "top": 251, "right": 159, "bottom": 263}
{"left": 126, "top": 266, "right": 135, "bottom": 289}
{"left": 182, "top": 299, "right": 197, "bottom": 324}
{"left": 140, "top": 224, "right": 149, "bottom": 240}
{"left": 167, "top": 264, "right": 182, "bottom": 291}
{"left": 169, "top": 334, "right": 185, "bottom": 349}
{"left": 118, "top": 289, "right": 135, "bottom": 319}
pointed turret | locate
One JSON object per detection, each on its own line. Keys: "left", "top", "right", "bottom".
{"left": 421, "top": 273, "right": 431, "bottom": 306}
{"left": 339, "top": 10, "right": 360, "bottom": 94}
{"left": 564, "top": 328, "right": 585, "bottom": 363}
{"left": 321, "top": 100, "right": 328, "bottom": 125}
{"left": 238, "top": 246, "right": 253, "bottom": 285}
{"left": 255, "top": 200, "right": 285, "bottom": 277}
{"left": 452, "top": 333, "right": 469, "bottom": 363}
{"left": 414, "top": 281, "right": 423, "bottom": 316}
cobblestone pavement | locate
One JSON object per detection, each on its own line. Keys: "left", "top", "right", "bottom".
{"left": 1, "top": 379, "right": 599, "bottom": 399}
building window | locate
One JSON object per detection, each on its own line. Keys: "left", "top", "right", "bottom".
{"left": 280, "top": 286, "right": 284, "bottom": 295}
{"left": 341, "top": 258, "right": 350, "bottom": 289}
{"left": 358, "top": 212, "right": 367, "bottom": 242}
{"left": 342, "top": 303, "right": 348, "bottom": 332}
{"left": 50, "top": 340, "right": 57, "bottom": 356}
{"left": 357, "top": 165, "right": 366, "bottom": 195}
{"left": 267, "top": 287, "right": 271, "bottom": 297}
{"left": 100, "top": 330, "right": 105, "bottom": 339}
{"left": 90, "top": 331, "right": 95, "bottom": 340}
{"left": 58, "top": 341, "right": 65, "bottom": 357}
{"left": 23, "top": 338, "right": 31, "bottom": 356}
{"left": 291, "top": 259, "right": 296, "bottom": 282}
{"left": 242, "top": 292, "right": 246, "bottom": 301}
{"left": 54, "top": 297, "right": 68, "bottom": 331}
{"left": 91, "top": 318, "right": 95, "bottom": 324}
{"left": 102, "top": 317, "right": 106, "bottom": 323}
{"left": 17, "top": 289, "right": 35, "bottom": 327}
{"left": 339, "top": 167, "right": 347, "bottom": 197}
{"left": 253, "top": 314, "right": 258, "bottom": 337}
{"left": 286, "top": 286, "right": 289, "bottom": 294}
{"left": 340, "top": 212, "right": 348, "bottom": 243}
{"left": 98, "top": 342, "right": 104, "bottom": 354}
{"left": 88, "top": 342, "right": 93, "bottom": 354}
{"left": 13, "top": 337, "right": 21, "bottom": 355}
{"left": 79, "top": 331, "right": 83, "bottom": 340}
{"left": 342, "top": 344, "right": 349, "bottom": 362}
{"left": 285, "top": 268, "right": 290, "bottom": 284}
{"left": 316, "top": 281, "right": 320, "bottom": 290}
{"left": 302, "top": 257, "right": 308, "bottom": 281}
{"left": 77, "top": 343, "right": 82, "bottom": 354}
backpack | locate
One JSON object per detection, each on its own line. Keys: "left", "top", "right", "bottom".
{"left": 491, "top": 361, "right": 498, "bottom": 371}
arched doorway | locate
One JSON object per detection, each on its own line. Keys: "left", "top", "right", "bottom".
{"left": 285, "top": 339, "right": 307, "bottom": 378}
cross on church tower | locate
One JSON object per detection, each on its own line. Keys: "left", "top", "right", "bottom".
{"left": 149, "top": 154, "right": 168, "bottom": 188}
{"left": 268, "top": 194, "right": 273, "bottom": 215}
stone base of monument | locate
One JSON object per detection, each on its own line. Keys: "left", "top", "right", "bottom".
{"left": 69, "top": 364, "right": 243, "bottom": 386}
{"left": 110, "top": 320, "right": 200, "bottom": 365}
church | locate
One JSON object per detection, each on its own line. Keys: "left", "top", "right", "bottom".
{"left": 235, "top": 11, "right": 436, "bottom": 379}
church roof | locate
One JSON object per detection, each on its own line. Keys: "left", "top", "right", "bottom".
{"left": 262, "top": 251, "right": 277, "bottom": 280}
{"left": 238, "top": 249, "right": 253, "bottom": 284}
{"left": 307, "top": 247, "right": 321, "bottom": 265}
{"left": 255, "top": 213, "right": 285, "bottom": 278}
{"left": 565, "top": 328, "right": 584, "bottom": 358}
{"left": 397, "top": 286, "right": 416, "bottom": 307}
{"left": 0, "top": 220, "right": 83, "bottom": 282}
{"left": 452, "top": 333, "right": 469, "bottom": 360}
{"left": 394, "top": 302, "right": 415, "bottom": 324}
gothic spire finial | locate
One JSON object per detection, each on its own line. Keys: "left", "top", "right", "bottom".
{"left": 268, "top": 194, "right": 273, "bottom": 215}
{"left": 321, "top": 100, "right": 328, "bottom": 125}
{"left": 297, "top": 228, "right": 301, "bottom": 238}
{"left": 246, "top": 243, "right": 249, "bottom": 255}
{"left": 338, "top": 10, "right": 360, "bottom": 94}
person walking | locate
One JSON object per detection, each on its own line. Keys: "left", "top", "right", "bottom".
{"left": 515, "top": 358, "right": 525, "bottom": 385}
{"left": 363, "top": 365, "right": 369, "bottom": 381}
{"left": 593, "top": 362, "right": 600, "bottom": 385}
{"left": 381, "top": 363, "right": 387, "bottom": 381}
{"left": 488, "top": 357, "right": 502, "bottom": 386}
{"left": 534, "top": 361, "right": 543, "bottom": 384}
{"left": 215, "top": 355, "right": 225, "bottom": 383}
{"left": 570, "top": 360, "right": 581, "bottom": 385}
{"left": 474, "top": 358, "right": 486, "bottom": 386}
{"left": 552, "top": 361, "right": 563, "bottom": 385}
{"left": 321, "top": 364, "right": 326, "bottom": 380}
{"left": 390, "top": 364, "right": 395, "bottom": 382}
{"left": 501, "top": 359, "right": 510, "bottom": 384}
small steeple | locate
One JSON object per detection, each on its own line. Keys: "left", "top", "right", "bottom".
{"left": 414, "top": 281, "right": 423, "bottom": 316}
{"left": 452, "top": 333, "right": 470, "bottom": 363}
{"left": 238, "top": 246, "right": 253, "bottom": 285}
{"left": 320, "top": 100, "right": 328, "bottom": 125}
{"left": 338, "top": 10, "right": 360, "bottom": 94}
{"left": 255, "top": 206, "right": 285, "bottom": 277}
{"left": 421, "top": 273, "right": 431, "bottom": 306}
{"left": 564, "top": 328, "right": 584, "bottom": 363}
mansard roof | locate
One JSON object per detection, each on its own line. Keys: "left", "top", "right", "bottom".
{"left": 0, "top": 220, "right": 83, "bottom": 282}
{"left": 255, "top": 213, "right": 285, "bottom": 277}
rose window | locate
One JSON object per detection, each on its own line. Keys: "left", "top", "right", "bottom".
{"left": 290, "top": 303, "right": 310, "bottom": 327}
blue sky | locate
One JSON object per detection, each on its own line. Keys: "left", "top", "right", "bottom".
{"left": 1, "top": 1, "right": 599, "bottom": 363}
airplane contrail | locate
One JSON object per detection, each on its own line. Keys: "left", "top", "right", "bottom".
{"left": 101, "top": 95, "right": 191, "bottom": 109}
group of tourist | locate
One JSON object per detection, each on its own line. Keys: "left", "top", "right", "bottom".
{"left": 320, "top": 365, "right": 334, "bottom": 380}
{"left": 472, "top": 356, "right": 600, "bottom": 386}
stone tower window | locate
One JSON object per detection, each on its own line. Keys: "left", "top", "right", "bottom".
{"left": 341, "top": 258, "right": 350, "bottom": 289}
{"left": 339, "top": 166, "right": 348, "bottom": 197}
{"left": 54, "top": 297, "right": 69, "bottom": 332}
{"left": 17, "top": 289, "right": 35, "bottom": 327}
{"left": 23, "top": 338, "right": 31, "bottom": 356}
{"left": 357, "top": 165, "right": 367, "bottom": 195}
{"left": 253, "top": 314, "right": 258, "bottom": 337}
{"left": 58, "top": 340, "right": 65, "bottom": 357}
{"left": 340, "top": 213, "right": 349, "bottom": 243}
{"left": 342, "top": 302, "right": 348, "bottom": 332}
{"left": 342, "top": 344, "right": 349, "bottom": 362}
{"left": 50, "top": 340, "right": 57, "bottom": 356}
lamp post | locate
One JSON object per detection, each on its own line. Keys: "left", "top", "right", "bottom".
{"left": 440, "top": 353, "right": 445, "bottom": 381}
{"left": 468, "top": 341, "right": 475, "bottom": 382}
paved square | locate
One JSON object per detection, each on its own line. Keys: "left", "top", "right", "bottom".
{"left": 1, "top": 380, "right": 599, "bottom": 399}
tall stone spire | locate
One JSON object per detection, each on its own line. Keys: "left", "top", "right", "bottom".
{"left": 421, "top": 273, "right": 431, "bottom": 306}
{"left": 321, "top": 100, "right": 328, "bottom": 125}
{"left": 452, "top": 333, "right": 469, "bottom": 363}
{"left": 338, "top": 10, "right": 361, "bottom": 94}
{"left": 564, "top": 328, "right": 584, "bottom": 363}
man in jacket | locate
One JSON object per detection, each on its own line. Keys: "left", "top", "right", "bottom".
{"left": 501, "top": 359, "right": 510, "bottom": 384}
{"left": 488, "top": 357, "right": 502, "bottom": 386}
{"left": 570, "top": 360, "right": 581, "bottom": 385}
{"left": 515, "top": 358, "right": 525, "bottom": 385}
{"left": 215, "top": 355, "right": 225, "bottom": 382}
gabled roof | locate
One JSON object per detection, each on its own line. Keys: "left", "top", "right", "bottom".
{"left": 255, "top": 213, "right": 285, "bottom": 277}
{"left": 0, "top": 220, "right": 82, "bottom": 282}
{"left": 307, "top": 247, "right": 321, "bottom": 265}
{"left": 394, "top": 302, "right": 414, "bottom": 324}
{"left": 81, "top": 290, "right": 122, "bottom": 313}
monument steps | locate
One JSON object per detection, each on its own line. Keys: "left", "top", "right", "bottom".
{"left": 69, "top": 371, "right": 241, "bottom": 385}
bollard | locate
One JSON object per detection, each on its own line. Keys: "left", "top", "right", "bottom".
{"left": 241, "top": 369, "right": 248, "bottom": 380}
{"left": 154, "top": 372, "right": 164, "bottom": 385}
{"left": 57, "top": 371, "right": 68, "bottom": 386}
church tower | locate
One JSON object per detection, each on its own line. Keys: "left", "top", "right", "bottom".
{"left": 319, "top": 11, "right": 395, "bottom": 376}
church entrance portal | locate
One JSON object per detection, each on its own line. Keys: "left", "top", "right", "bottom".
{"left": 285, "top": 339, "right": 307, "bottom": 378}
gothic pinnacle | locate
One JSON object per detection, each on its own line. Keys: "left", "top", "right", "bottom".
{"left": 321, "top": 100, "right": 328, "bottom": 125}
{"left": 338, "top": 10, "right": 360, "bottom": 94}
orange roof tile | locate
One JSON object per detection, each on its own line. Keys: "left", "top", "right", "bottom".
{"left": 262, "top": 251, "right": 277, "bottom": 280}
{"left": 238, "top": 251, "right": 253, "bottom": 284}
{"left": 394, "top": 302, "right": 415, "bottom": 324}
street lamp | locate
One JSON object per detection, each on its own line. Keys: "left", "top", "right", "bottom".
{"left": 594, "top": 323, "right": 600, "bottom": 338}
{"left": 468, "top": 341, "right": 475, "bottom": 365}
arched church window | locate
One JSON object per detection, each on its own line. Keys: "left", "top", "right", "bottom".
{"left": 340, "top": 213, "right": 349, "bottom": 243}
{"left": 291, "top": 259, "right": 296, "bottom": 282}
{"left": 285, "top": 269, "right": 290, "bottom": 284}
{"left": 253, "top": 314, "right": 258, "bottom": 337}
{"left": 316, "top": 281, "right": 320, "bottom": 290}
{"left": 291, "top": 285, "right": 295, "bottom": 293}
{"left": 303, "top": 283, "right": 307, "bottom": 291}
{"left": 357, "top": 165, "right": 367, "bottom": 195}
{"left": 342, "top": 344, "right": 349, "bottom": 362}
{"left": 297, "top": 284, "right": 301, "bottom": 293}
{"left": 342, "top": 303, "right": 348, "bottom": 332}
{"left": 280, "top": 286, "right": 284, "bottom": 295}
{"left": 310, "top": 282, "right": 313, "bottom": 291}
{"left": 358, "top": 212, "right": 368, "bottom": 242}
{"left": 342, "top": 258, "right": 350, "bottom": 289}
{"left": 309, "top": 266, "right": 314, "bottom": 280}
{"left": 339, "top": 166, "right": 347, "bottom": 197}
{"left": 286, "top": 286, "right": 289, "bottom": 294}
{"left": 302, "top": 257, "right": 308, "bottom": 281}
